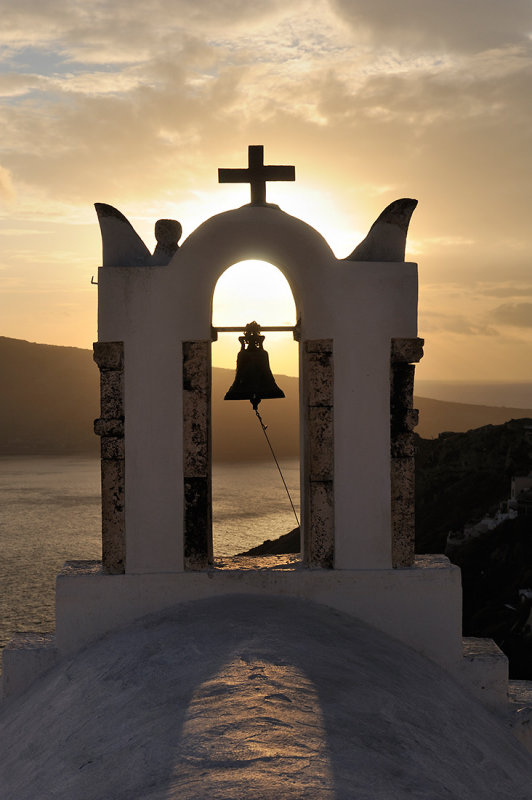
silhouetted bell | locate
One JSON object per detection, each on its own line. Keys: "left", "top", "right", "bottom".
{"left": 224, "top": 321, "right": 285, "bottom": 411}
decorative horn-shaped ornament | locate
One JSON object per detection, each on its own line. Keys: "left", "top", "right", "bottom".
{"left": 224, "top": 321, "right": 285, "bottom": 411}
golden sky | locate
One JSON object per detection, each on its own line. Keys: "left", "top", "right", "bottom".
{"left": 1, "top": 0, "right": 532, "bottom": 380}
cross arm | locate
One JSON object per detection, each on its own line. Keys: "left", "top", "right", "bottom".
{"left": 218, "top": 168, "right": 253, "bottom": 183}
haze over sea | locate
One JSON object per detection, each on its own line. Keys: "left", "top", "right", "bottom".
{"left": 415, "top": 381, "right": 532, "bottom": 409}
{"left": 0, "top": 456, "right": 300, "bottom": 656}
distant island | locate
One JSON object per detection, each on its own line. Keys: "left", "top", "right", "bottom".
{"left": 2, "top": 335, "right": 532, "bottom": 457}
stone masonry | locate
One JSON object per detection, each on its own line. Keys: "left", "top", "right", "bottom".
{"left": 93, "top": 341, "right": 125, "bottom": 574}
{"left": 183, "top": 341, "right": 212, "bottom": 569}
{"left": 390, "top": 337, "right": 424, "bottom": 567}
{"left": 303, "top": 339, "right": 334, "bottom": 568}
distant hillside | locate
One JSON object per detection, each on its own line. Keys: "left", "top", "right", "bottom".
{"left": 2, "top": 336, "right": 532, "bottom": 456}
{"left": 0, "top": 337, "right": 99, "bottom": 455}
{"left": 0, "top": 337, "right": 299, "bottom": 459}
{"left": 415, "top": 396, "right": 532, "bottom": 439}
{"left": 212, "top": 369, "right": 298, "bottom": 462}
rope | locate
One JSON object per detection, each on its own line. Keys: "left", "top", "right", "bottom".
{"left": 254, "top": 406, "right": 300, "bottom": 529}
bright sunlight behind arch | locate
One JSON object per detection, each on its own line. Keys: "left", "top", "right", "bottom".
{"left": 212, "top": 260, "right": 298, "bottom": 377}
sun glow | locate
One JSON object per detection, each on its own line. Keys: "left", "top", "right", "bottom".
{"left": 212, "top": 259, "right": 298, "bottom": 377}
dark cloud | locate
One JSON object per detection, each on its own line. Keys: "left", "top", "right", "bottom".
{"left": 479, "top": 287, "right": 532, "bottom": 298}
{"left": 419, "top": 310, "right": 497, "bottom": 336}
{"left": 330, "top": 0, "right": 532, "bottom": 53}
{"left": 492, "top": 302, "right": 532, "bottom": 328}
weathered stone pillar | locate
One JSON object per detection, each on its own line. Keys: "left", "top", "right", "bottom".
{"left": 183, "top": 341, "right": 212, "bottom": 569}
{"left": 93, "top": 341, "right": 125, "bottom": 574}
{"left": 390, "top": 337, "right": 424, "bottom": 568}
{"left": 303, "top": 339, "right": 334, "bottom": 568}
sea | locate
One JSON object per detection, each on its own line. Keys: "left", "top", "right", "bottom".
{"left": 0, "top": 456, "right": 300, "bottom": 657}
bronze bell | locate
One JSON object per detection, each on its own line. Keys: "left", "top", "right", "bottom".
{"left": 224, "top": 321, "right": 285, "bottom": 410}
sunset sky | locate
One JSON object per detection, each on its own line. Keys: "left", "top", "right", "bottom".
{"left": 1, "top": 0, "right": 532, "bottom": 381}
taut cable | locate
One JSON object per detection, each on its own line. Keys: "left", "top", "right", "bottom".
{"left": 254, "top": 407, "right": 300, "bottom": 529}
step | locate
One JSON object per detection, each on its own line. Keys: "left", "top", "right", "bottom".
{"left": 458, "top": 637, "right": 509, "bottom": 712}
{"left": 2, "top": 632, "right": 59, "bottom": 701}
{"left": 508, "top": 680, "right": 532, "bottom": 754}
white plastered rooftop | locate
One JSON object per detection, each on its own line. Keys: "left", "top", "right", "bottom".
{"left": 1, "top": 594, "right": 531, "bottom": 799}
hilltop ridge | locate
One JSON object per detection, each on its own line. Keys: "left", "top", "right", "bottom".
{"left": 1, "top": 336, "right": 531, "bottom": 456}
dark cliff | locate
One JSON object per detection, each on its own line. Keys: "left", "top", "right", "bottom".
{"left": 415, "top": 419, "right": 532, "bottom": 553}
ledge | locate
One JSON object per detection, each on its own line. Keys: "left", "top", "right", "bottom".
{"left": 59, "top": 554, "right": 454, "bottom": 577}
{"left": 55, "top": 555, "right": 463, "bottom": 672}
{"left": 212, "top": 554, "right": 302, "bottom": 571}
{"left": 60, "top": 560, "right": 103, "bottom": 576}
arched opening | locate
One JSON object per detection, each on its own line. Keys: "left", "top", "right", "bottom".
{"left": 211, "top": 260, "right": 300, "bottom": 559}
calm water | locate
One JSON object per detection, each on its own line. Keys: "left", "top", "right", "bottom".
{"left": 0, "top": 456, "right": 300, "bottom": 653}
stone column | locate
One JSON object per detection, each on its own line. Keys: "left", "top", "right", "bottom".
{"left": 303, "top": 339, "right": 334, "bottom": 568}
{"left": 93, "top": 341, "right": 125, "bottom": 574}
{"left": 390, "top": 337, "right": 424, "bottom": 568}
{"left": 183, "top": 341, "right": 212, "bottom": 569}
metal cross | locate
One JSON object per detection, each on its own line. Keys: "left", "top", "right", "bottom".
{"left": 218, "top": 145, "right": 295, "bottom": 205}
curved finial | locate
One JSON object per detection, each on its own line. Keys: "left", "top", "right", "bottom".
{"left": 95, "top": 204, "right": 183, "bottom": 267}
{"left": 346, "top": 198, "right": 418, "bottom": 262}
{"left": 94, "top": 203, "right": 151, "bottom": 267}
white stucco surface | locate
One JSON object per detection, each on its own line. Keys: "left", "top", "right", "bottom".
{"left": 54, "top": 556, "right": 462, "bottom": 670}
{"left": 97, "top": 204, "right": 418, "bottom": 572}
{"left": 1, "top": 595, "right": 531, "bottom": 800}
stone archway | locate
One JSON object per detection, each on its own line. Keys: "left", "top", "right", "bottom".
{"left": 209, "top": 262, "right": 300, "bottom": 561}
{"left": 181, "top": 256, "right": 335, "bottom": 571}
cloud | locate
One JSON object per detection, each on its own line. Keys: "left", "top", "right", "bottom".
{"left": 1, "top": 0, "right": 532, "bottom": 286}
{"left": 0, "top": 165, "right": 15, "bottom": 201}
{"left": 330, "top": 0, "right": 532, "bottom": 54}
{"left": 421, "top": 236, "right": 476, "bottom": 248}
{"left": 419, "top": 308, "right": 498, "bottom": 337}
{"left": 1, "top": 0, "right": 304, "bottom": 61}
{"left": 417, "top": 280, "right": 522, "bottom": 340}
{"left": 492, "top": 302, "right": 532, "bottom": 328}
{"left": 479, "top": 286, "right": 532, "bottom": 299}
{"left": 0, "top": 0, "right": 531, "bottom": 374}
{"left": 0, "top": 73, "right": 46, "bottom": 97}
